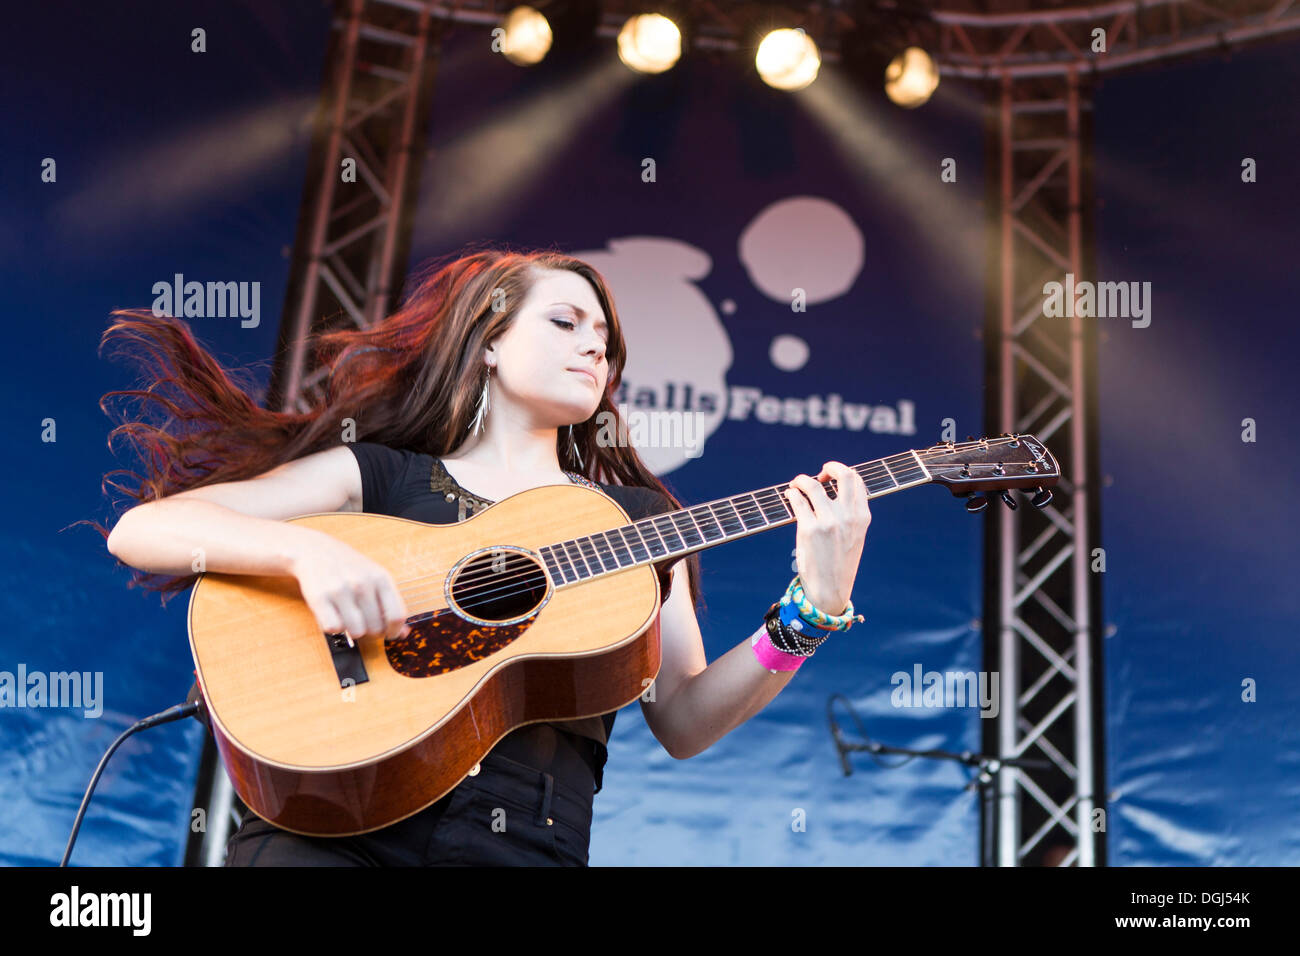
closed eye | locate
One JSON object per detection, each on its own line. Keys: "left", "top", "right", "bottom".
{"left": 551, "top": 318, "right": 576, "bottom": 330}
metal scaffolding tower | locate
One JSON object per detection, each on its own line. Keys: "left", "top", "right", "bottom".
{"left": 186, "top": 0, "right": 442, "bottom": 866}
{"left": 982, "top": 67, "right": 1103, "bottom": 868}
{"left": 265, "top": 0, "right": 440, "bottom": 415}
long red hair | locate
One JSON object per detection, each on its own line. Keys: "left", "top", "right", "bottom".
{"left": 81, "top": 243, "right": 703, "bottom": 611}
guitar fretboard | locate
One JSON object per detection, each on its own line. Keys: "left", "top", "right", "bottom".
{"left": 539, "top": 450, "right": 931, "bottom": 587}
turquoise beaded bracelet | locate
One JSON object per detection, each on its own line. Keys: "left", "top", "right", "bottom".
{"left": 780, "top": 574, "right": 865, "bottom": 631}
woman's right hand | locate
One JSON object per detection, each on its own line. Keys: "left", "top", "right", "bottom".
{"left": 289, "top": 534, "right": 412, "bottom": 641}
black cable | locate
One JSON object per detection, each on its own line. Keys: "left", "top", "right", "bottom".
{"left": 826, "top": 693, "right": 923, "bottom": 772}
{"left": 59, "top": 701, "right": 201, "bottom": 867}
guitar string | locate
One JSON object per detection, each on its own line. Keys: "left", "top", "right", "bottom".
{"left": 413, "top": 437, "right": 1046, "bottom": 603}
{"left": 385, "top": 441, "right": 1049, "bottom": 615}
{"left": 388, "top": 441, "right": 1049, "bottom": 614}
{"left": 404, "top": 471, "right": 899, "bottom": 609}
{"left": 399, "top": 448, "right": 957, "bottom": 603}
{"left": 367, "top": 440, "right": 1050, "bottom": 625}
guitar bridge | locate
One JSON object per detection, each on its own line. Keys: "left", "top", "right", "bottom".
{"left": 325, "top": 632, "right": 370, "bottom": 689}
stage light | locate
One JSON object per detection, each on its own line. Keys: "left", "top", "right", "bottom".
{"left": 499, "top": 5, "right": 553, "bottom": 66}
{"left": 617, "top": 14, "right": 682, "bottom": 74}
{"left": 755, "top": 28, "right": 821, "bottom": 91}
{"left": 884, "top": 47, "right": 939, "bottom": 108}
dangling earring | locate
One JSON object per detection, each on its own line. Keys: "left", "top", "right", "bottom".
{"left": 568, "top": 423, "right": 583, "bottom": 469}
{"left": 469, "top": 365, "right": 491, "bottom": 435}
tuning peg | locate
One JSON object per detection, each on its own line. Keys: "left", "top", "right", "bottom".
{"left": 999, "top": 490, "right": 1018, "bottom": 510}
{"left": 1031, "top": 487, "right": 1053, "bottom": 508}
{"left": 965, "top": 494, "right": 988, "bottom": 514}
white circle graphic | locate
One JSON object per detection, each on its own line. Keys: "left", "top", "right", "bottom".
{"left": 739, "top": 197, "right": 865, "bottom": 305}
{"left": 770, "top": 334, "right": 809, "bottom": 371}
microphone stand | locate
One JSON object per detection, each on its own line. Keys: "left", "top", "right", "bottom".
{"left": 826, "top": 693, "right": 1051, "bottom": 867}
{"left": 60, "top": 701, "right": 201, "bottom": 867}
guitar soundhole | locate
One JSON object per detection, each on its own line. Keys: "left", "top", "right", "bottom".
{"left": 448, "top": 549, "right": 548, "bottom": 624}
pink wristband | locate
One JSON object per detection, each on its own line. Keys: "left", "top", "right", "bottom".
{"left": 750, "top": 626, "right": 807, "bottom": 673}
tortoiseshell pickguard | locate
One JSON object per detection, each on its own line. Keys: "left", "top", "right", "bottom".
{"left": 384, "top": 609, "right": 536, "bottom": 677}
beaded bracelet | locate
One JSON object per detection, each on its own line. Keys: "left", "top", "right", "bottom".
{"left": 781, "top": 574, "right": 865, "bottom": 631}
{"left": 775, "top": 601, "right": 833, "bottom": 653}
{"left": 766, "top": 602, "right": 830, "bottom": 655}
{"left": 751, "top": 575, "right": 866, "bottom": 675}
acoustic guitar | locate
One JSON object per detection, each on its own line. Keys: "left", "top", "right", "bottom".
{"left": 189, "top": 433, "right": 1059, "bottom": 836}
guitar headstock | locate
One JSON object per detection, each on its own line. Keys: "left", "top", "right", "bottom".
{"left": 922, "top": 434, "right": 1060, "bottom": 511}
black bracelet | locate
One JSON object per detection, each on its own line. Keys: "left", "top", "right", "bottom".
{"left": 769, "top": 602, "right": 833, "bottom": 649}
{"left": 763, "top": 602, "right": 830, "bottom": 657}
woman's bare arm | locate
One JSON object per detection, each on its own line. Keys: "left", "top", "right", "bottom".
{"left": 105, "top": 445, "right": 362, "bottom": 577}
{"left": 106, "top": 444, "right": 409, "bottom": 641}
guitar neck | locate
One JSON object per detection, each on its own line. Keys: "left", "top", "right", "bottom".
{"left": 538, "top": 450, "right": 933, "bottom": 588}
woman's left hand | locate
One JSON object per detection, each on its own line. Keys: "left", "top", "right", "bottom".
{"left": 783, "top": 461, "right": 872, "bottom": 616}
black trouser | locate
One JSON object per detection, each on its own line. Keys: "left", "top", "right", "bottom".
{"left": 224, "top": 749, "right": 594, "bottom": 866}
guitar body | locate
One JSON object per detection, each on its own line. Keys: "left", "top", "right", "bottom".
{"left": 188, "top": 483, "right": 663, "bottom": 837}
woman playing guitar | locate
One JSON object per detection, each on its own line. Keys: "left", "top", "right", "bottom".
{"left": 95, "top": 245, "right": 874, "bottom": 866}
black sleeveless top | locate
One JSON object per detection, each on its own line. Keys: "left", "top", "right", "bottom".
{"left": 425, "top": 454, "right": 617, "bottom": 750}
{"left": 343, "top": 441, "right": 700, "bottom": 795}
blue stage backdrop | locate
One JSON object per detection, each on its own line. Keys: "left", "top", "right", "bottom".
{"left": 1, "top": 1, "right": 1293, "bottom": 867}
{"left": 1092, "top": 41, "right": 1300, "bottom": 865}
{"left": 0, "top": 0, "right": 332, "bottom": 867}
